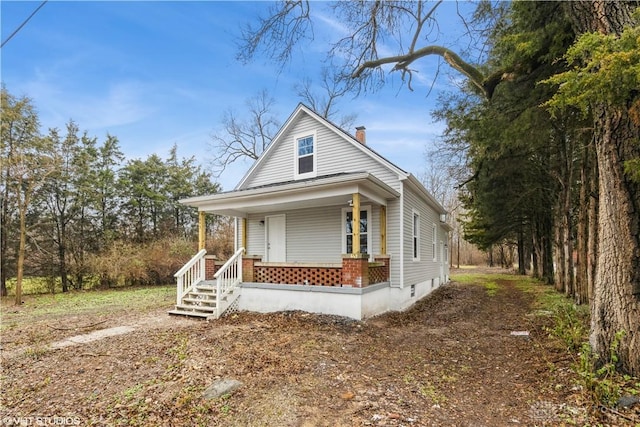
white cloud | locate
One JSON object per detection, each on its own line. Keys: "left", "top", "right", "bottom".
{"left": 21, "top": 76, "right": 155, "bottom": 132}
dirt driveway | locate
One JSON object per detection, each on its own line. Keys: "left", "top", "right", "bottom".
{"left": 0, "top": 271, "right": 595, "bottom": 426}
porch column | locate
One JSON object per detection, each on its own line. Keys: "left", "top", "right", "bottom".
{"left": 241, "top": 217, "right": 247, "bottom": 253}
{"left": 380, "top": 205, "right": 387, "bottom": 255}
{"left": 204, "top": 255, "right": 219, "bottom": 280}
{"left": 352, "top": 193, "right": 360, "bottom": 254}
{"left": 242, "top": 255, "right": 261, "bottom": 282}
{"left": 198, "top": 211, "right": 206, "bottom": 250}
{"left": 342, "top": 253, "right": 369, "bottom": 288}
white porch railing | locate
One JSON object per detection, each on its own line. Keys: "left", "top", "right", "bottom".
{"left": 174, "top": 248, "right": 207, "bottom": 306}
{"left": 214, "top": 247, "right": 244, "bottom": 318}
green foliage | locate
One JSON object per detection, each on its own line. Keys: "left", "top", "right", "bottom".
{"left": 1, "top": 87, "right": 226, "bottom": 295}
{"left": 624, "top": 158, "right": 640, "bottom": 183}
{"left": 484, "top": 281, "right": 498, "bottom": 296}
{"left": 576, "top": 332, "right": 627, "bottom": 408}
{"left": 493, "top": 1, "right": 574, "bottom": 67}
{"left": 544, "top": 22, "right": 640, "bottom": 115}
{"left": 548, "top": 304, "right": 588, "bottom": 353}
{"left": 0, "top": 285, "right": 174, "bottom": 320}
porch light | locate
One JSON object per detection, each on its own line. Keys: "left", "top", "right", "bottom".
{"left": 347, "top": 199, "right": 353, "bottom": 207}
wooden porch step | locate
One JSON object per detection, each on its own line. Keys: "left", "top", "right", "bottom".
{"left": 182, "top": 297, "right": 217, "bottom": 305}
{"left": 168, "top": 309, "right": 214, "bottom": 319}
{"left": 187, "top": 290, "right": 217, "bottom": 298}
{"left": 174, "top": 304, "right": 216, "bottom": 313}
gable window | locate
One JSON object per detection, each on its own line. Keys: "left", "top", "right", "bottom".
{"left": 294, "top": 132, "right": 317, "bottom": 179}
{"left": 432, "top": 223, "right": 437, "bottom": 262}
{"left": 412, "top": 211, "right": 420, "bottom": 261}
{"left": 342, "top": 206, "right": 371, "bottom": 256}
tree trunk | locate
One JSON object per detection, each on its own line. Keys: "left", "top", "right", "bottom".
{"left": 540, "top": 214, "right": 555, "bottom": 285}
{"left": 57, "top": 217, "right": 69, "bottom": 293}
{"left": 0, "top": 193, "right": 8, "bottom": 297}
{"left": 589, "top": 105, "right": 640, "bottom": 375}
{"left": 517, "top": 229, "right": 526, "bottom": 274}
{"left": 576, "top": 141, "right": 595, "bottom": 304}
{"left": 587, "top": 156, "right": 598, "bottom": 303}
{"left": 531, "top": 238, "right": 539, "bottom": 278}
{"left": 567, "top": 0, "right": 640, "bottom": 376}
{"left": 15, "top": 199, "right": 26, "bottom": 305}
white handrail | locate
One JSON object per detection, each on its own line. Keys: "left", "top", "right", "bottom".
{"left": 175, "top": 248, "right": 207, "bottom": 278}
{"left": 215, "top": 247, "right": 244, "bottom": 318}
{"left": 213, "top": 248, "right": 244, "bottom": 279}
{"left": 175, "top": 249, "right": 207, "bottom": 305}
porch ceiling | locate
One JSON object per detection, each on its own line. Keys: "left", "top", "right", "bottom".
{"left": 180, "top": 172, "right": 400, "bottom": 217}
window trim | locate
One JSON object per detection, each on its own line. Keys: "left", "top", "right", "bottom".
{"left": 293, "top": 131, "right": 317, "bottom": 180}
{"left": 412, "top": 210, "right": 420, "bottom": 261}
{"left": 341, "top": 205, "right": 372, "bottom": 257}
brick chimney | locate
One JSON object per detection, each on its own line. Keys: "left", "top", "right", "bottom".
{"left": 355, "top": 126, "right": 366, "bottom": 145}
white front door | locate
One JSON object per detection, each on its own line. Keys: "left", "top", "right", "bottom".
{"left": 265, "top": 215, "right": 286, "bottom": 262}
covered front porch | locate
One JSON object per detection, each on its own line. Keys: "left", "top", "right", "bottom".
{"left": 203, "top": 252, "right": 391, "bottom": 288}
{"left": 191, "top": 172, "right": 399, "bottom": 287}
{"left": 171, "top": 173, "right": 400, "bottom": 319}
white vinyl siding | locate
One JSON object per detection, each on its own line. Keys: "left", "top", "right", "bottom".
{"left": 246, "top": 217, "right": 265, "bottom": 257}
{"left": 241, "top": 113, "right": 401, "bottom": 191}
{"left": 402, "top": 184, "right": 440, "bottom": 286}
{"left": 244, "top": 204, "right": 388, "bottom": 264}
{"left": 385, "top": 198, "right": 401, "bottom": 286}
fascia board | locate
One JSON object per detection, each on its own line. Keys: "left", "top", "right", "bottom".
{"left": 402, "top": 174, "right": 447, "bottom": 214}
{"left": 182, "top": 173, "right": 400, "bottom": 214}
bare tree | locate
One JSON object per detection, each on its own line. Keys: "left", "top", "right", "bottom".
{"left": 210, "top": 81, "right": 358, "bottom": 175}
{"left": 239, "top": 1, "right": 507, "bottom": 99}
{"left": 209, "top": 90, "right": 280, "bottom": 177}
{"left": 295, "top": 68, "right": 357, "bottom": 130}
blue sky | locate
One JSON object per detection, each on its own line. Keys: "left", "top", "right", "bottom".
{"left": 1, "top": 1, "right": 473, "bottom": 190}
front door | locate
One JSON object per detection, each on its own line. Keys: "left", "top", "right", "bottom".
{"left": 265, "top": 215, "right": 286, "bottom": 262}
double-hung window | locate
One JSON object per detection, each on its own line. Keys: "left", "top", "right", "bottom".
{"left": 294, "top": 132, "right": 317, "bottom": 179}
{"left": 412, "top": 211, "right": 420, "bottom": 261}
{"left": 343, "top": 206, "right": 371, "bottom": 255}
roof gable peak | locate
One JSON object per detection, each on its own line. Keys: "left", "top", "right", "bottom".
{"left": 235, "top": 103, "right": 407, "bottom": 190}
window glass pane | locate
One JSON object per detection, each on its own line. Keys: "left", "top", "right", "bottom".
{"left": 298, "top": 156, "right": 313, "bottom": 174}
{"left": 345, "top": 209, "right": 369, "bottom": 253}
{"left": 414, "top": 237, "right": 418, "bottom": 258}
{"left": 298, "top": 137, "right": 314, "bottom": 156}
{"left": 360, "top": 235, "right": 368, "bottom": 254}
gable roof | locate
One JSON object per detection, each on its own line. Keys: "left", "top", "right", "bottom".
{"left": 235, "top": 103, "right": 408, "bottom": 190}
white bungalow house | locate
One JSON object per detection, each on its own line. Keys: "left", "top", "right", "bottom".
{"left": 170, "top": 104, "right": 452, "bottom": 320}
